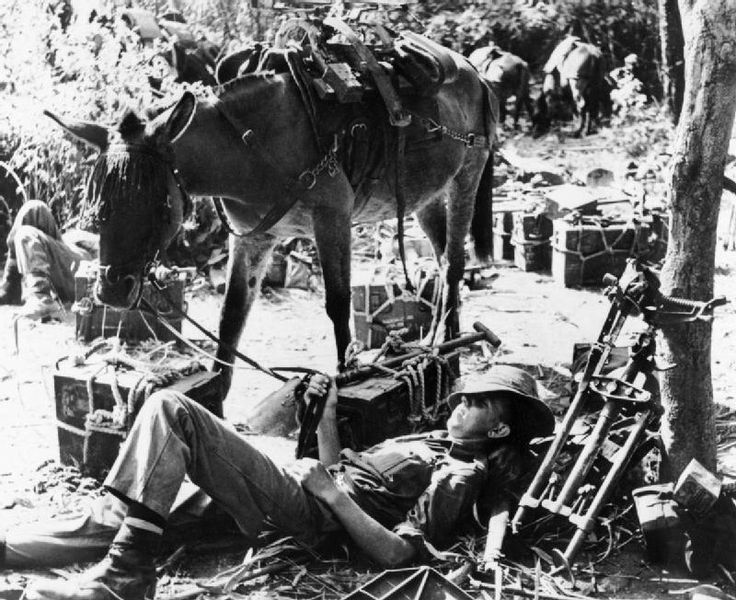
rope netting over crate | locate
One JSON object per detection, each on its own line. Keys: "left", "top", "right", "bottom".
{"left": 552, "top": 215, "right": 651, "bottom": 287}
{"left": 60, "top": 344, "right": 208, "bottom": 467}
{"left": 348, "top": 328, "right": 458, "bottom": 431}
{"left": 395, "top": 352, "right": 455, "bottom": 429}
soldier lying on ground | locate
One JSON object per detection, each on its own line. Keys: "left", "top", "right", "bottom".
{"left": 25, "top": 365, "right": 555, "bottom": 600}
{"left": 0, "top": 200, "right": 98, "bottom": 320}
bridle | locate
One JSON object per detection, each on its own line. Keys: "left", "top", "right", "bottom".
{"left": 92, "top": 142, "right": 192, "bottom": 309}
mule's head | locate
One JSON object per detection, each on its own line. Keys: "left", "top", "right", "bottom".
{"left": 45, "top": 92, "right": 196, "bottom": 309}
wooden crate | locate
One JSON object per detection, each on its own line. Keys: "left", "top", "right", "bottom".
{"left": 300, "top": 363, "right": 455, "bottom": 457}
{"left": 512, "top": 212, "right": 554, "bottom": 241}
{"left": 492, "top": 211, "right": 514, "bottom": 261}
{"left": 551, "top": 217, "right": 650, "bottom": 287}
{"left": 512, "top": 239, "right": 552, "bottom": 272}
{"left": 352, "top": 267, "right": 438, "bottom": 349}
{"left": 73, "top": 269, "right": 184, "bottom": 344}
{"left": 54, "top": 361, "right": 221, "bottom": 479}
{"left": 511, "top": 212, "right": 553, "bottom": 272}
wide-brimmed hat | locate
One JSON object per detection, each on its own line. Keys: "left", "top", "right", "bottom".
{"left": 447, "top": 365, "right": 555, "bottom": 443}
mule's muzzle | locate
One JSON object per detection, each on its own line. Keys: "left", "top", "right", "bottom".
{"left": 94, "top": 265, "right": 142, "bottom": 310}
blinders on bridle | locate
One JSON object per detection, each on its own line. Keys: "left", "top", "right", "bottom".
{"left": 89, "top": 142, "right": 191, "bottom": 308}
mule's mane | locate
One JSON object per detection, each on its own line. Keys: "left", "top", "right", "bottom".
{"left": 215, "top": 71, "right": 282, "bottom": 116}
{"left": 84, "top": 148, "right": 170, "bottom": 230}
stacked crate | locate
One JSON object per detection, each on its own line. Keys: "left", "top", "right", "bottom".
{"left": 492, "top": 201, "right": 527, "bottom": 262}
{"left": 73, "top": 263, "right": 185, "bottom": 344}
{"left": 54, "top": 355, "right": 221, "bottom": 479}
{"left": 511, "top": 212, "right": 554, "bottom": 272}
{"left": 551, "top": 215, "right": 651, "bottom": 287}
{"left": 352, "top": 263, "right": 439, "bottom": 349}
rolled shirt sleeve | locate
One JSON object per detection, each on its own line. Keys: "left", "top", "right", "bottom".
{"left": 392, "top": 458, "right": 487, "bottom": 558}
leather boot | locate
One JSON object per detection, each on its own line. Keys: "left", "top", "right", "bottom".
{"left": 26, "top": 522, "right": 158, "bottom": 600}
{"left": 0, "top": 259, "right": 22, "bottom": 305}
{"left": 19, "top": 274, "right": 63, "bottom": 321}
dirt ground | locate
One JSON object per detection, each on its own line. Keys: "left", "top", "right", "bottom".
{"left": 1, "top": 126, "right": 736, "bottom": 599}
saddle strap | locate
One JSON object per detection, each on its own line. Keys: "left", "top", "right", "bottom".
{"left": 284, "top": 48, "right": 325, "bottom": 153}
{"left": 394, "top": 126, "right": 415, "bottom": 293}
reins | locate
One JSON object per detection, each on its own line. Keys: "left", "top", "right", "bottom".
{"left": 140, "top": 278, "right": 290, "bottom": 382}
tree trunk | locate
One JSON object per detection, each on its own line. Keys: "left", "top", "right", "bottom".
{"left": 659, "top": 0, "right": 736, "bottom": 477}
{"left": 658, "top": 0, "right": 685, "bottom": 123}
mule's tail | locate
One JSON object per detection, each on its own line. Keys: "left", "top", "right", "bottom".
{"left": 471, "top": 155, "right": 494, "bottom": 264}
{"left": 471, "top": 79, "right": 497, "bottom": 265}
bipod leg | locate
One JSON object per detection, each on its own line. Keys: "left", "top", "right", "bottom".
{"left": 546, "top": 400, "right": 619, "bottom": 514}
{"left": 512, "top": 317, "right": 622, "bottom": 529}
{"left": 512, "top": 295, "right": 639, "bottom": 531}
{"left": 563, "top": 408, "right": 651, "bottom": 563}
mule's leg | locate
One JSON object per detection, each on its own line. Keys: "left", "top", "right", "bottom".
{"left": 513, "top": 94, "right": 523, "bottom": 128}
{"left": 416, "top": 196, "right": 448, "bottom": 344}
{"left": 214, "top": 234, "right": 276, "bottom": 399}
{"left": 311, "top": 181, "right": 355, "bottom": 369}
{"left": 520, "top": 69, "right": 534, "bottom": 126}
{"left": 569, "top": 79, "right": 587, "bottom": 137}
{"left": 587, "top": 87, "right": 600, "bottom": 135}
{"left": 415, "top": 197, "right": 447, "bottom": 259}
{"left": 433, "top": 155, "right": 488, "bottom": 345}
{"left": 499, "top": 98, "right": 507, "bottom": 127}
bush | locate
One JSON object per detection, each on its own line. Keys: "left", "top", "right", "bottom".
{"left": 1, "top": 1, "right": 160, "bottom": 224}
{"left": 1, "top": 1, "right": 228, "bottom": 267}
{"left": 1, "top": 0, "right": 664, "bottom": 271}
{"left": 414, "top": 0, "right": 660, "bottom": 95}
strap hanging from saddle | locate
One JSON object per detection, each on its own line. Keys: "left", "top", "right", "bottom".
{"left": 394, "top": 126, "right": 414, "bottom": 293}
{"left": 323, "top": 17, "right": 420, "bottom": 292}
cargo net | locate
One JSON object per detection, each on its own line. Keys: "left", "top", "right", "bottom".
{"left": 356, "top": 331, "right": 457, "bottom": 431}
{"left": 553, "top": 215, "right": 650, "bottom": 286}
{"left": 397, "top": 353, "right": 455, "bottom": 430}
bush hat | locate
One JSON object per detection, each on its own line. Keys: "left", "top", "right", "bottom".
{"left": 447, "top": 365, "right": 555, "bottom": 443}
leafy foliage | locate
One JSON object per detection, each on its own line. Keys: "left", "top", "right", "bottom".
{"left": 415, "top": 0, "right": 659, "bottom": 92}
{"left": 1, "top": 1, "right": 159, "bottom": 223}
{"left": 0, "top": 0, "right": 664, "bottom": 268}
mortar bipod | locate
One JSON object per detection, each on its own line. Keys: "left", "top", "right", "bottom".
{"left": 551, "top": 330, "right": 661, "bottom": 567}
{"left": 510, "top": 258, "right": 727, "bottom": 568}
{"left": 511, "top": 260, "right": 657, "bottom": 533}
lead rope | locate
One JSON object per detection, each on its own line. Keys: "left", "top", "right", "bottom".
{"left": 140, "top": 282, "right": 288, "bottom": 382}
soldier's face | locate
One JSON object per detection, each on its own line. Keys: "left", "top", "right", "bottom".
{"left": 447, "top": 395, "right": 503, "bottom": 440}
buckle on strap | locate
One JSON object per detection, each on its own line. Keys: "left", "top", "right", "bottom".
{"left": 299, "top": 170, "right": 318, "bottom": 190}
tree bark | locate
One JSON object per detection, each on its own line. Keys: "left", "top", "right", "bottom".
{"left": 659, "top": 0, "right": 736, "bottom": 476}
{"left": 658, "top": 0, "right": 685, "bottom": 123}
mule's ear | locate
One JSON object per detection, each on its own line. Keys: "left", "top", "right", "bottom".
{"left": 43, "top": 110, "right": 109, "bottom": 152}
{"left": 164, "top": 92, "right": 196, "bottom": 143}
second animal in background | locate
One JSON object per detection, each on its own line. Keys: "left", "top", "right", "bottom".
{"left": 469, "top": 45, "right": 533, "bottom": 129}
